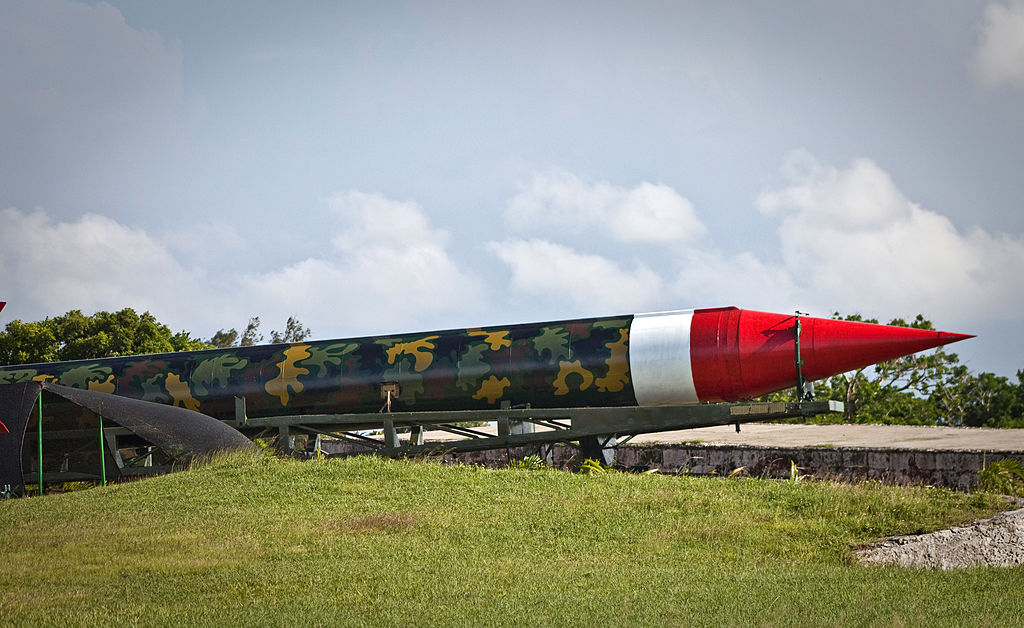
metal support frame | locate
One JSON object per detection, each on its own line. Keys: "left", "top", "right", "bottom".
{"left": 25, "top": 420, "right": 174, "bottom": 482}
{"left": 794, "top": 312, "right": 813, "bottom": 402}
{"left": 37, "top": 393, "right": 43, "bottom": 495}
{"left": 239, "top": 400, "right": 843, "bottom": 459}
{"left": 98, "top": 414, "right": 107, "bottom": 487}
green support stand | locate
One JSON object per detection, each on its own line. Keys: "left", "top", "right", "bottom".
{"left": 37, "top": 392, "right": 43, "bottom": 496}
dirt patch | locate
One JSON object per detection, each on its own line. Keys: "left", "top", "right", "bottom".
{"left": 855, "top": 508, "right": 1024, "bottom": 569}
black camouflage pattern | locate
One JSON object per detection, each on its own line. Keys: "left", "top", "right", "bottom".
{"left": 0, "top": 316, "right": 637, "bottom": 420}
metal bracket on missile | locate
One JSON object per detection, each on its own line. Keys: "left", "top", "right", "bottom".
{"left": 240, "top": 400, "right": 844, "bottom": 458}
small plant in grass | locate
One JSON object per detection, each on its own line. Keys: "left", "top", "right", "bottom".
{"left": 508, "top": 455, "right": 545, "bottom": 470}
{"left": 789, "top": 459, "right": 810, "bottom": 482}
{"left": 59, "top": 481, "right": 96, "bottom": 493}
{"left": 580, "top": 458, "right": 614, "bottom": 475}
{"left": 978, "top": 458, "right": 1024, "bottom": 497}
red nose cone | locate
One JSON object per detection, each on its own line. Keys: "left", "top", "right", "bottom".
{"left": 800, "top": 317, "right": 972, "bottom": 381}
{"left": 690, "top": 308, "right": 973, "bottom": 402}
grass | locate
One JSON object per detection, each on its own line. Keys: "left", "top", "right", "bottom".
{"left": 0, "top": 451, "right": 1021, "bottom": 627}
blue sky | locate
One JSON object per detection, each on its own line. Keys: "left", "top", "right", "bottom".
{"left": 1, "top": 0, "right": 1023, "bottom": 377}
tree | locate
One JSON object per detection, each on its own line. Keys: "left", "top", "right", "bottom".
{"left": 270, "top": 316, "right": 312, "bottom": 344}
{"left": 240, "top": 317, "right": 263, "bottom": 347}
{"left": 0, "top": 320, "right": 58, "bottom": 365}
{"left": 206, "top": 328, "right": 239, "bottom": 349}
{"left": 933, "top": 367, "right": 1023, "bottom": 428}
{"left": 0, "top": 308, "right": 209, "bottom": 365}
{"left": 205, "top": 316, "right": 311, "bottom": 348}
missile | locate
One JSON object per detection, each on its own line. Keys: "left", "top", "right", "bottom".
{"left": 0, "top": 307, "right": 971, "bottom": 419}
{"left": 645, "top": 308, "right": 972, "bottom": 403}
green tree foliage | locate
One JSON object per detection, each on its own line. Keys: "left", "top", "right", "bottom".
{"left": 206, "top": 328, "right": 239, "bottom": 349}
{"left": 206, "top": 316, "right": 311, "bottom": 348}
{"left": 766, "top": 312, "right": 1024, "bottom": 428}
{"left": 269, "top": 316, "right": 312, "bottom": 344}
{"left": 934, "top": 368, "right": 1024, "bottom": 428}
{"left": 0, "top": 308, "right": 209, "bottom": 365}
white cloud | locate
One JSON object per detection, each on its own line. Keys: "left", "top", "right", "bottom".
{"left": 758, "top": 150, "right": 911, "bottom": 230}
{"left": 488, "top": 239, "right": 664, "bottom": 312}
{"left": 489, "top": 160, "right": 1024, "bottom": 328}
{"left": 973, "top": 1, "right": 1024, "bottom": 89}
{"left": 757, "top": 151, "right": 1024, "bottom": 323}
{"left": 0, "top": 207, "right": 203, "bottom": 324}
{"left": 505, "top": 169, "right": 706, "bottom": 244}
{"left": 670, "top": 249, "right": 796, "bottom": 312}
{"left": 0, "top": 192, "right": 485, "bottom": 339}
{"left": 241, "top": 191, "right": 484, "bottom": 333}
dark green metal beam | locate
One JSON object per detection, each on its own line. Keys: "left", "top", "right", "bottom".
{"left": 259, "top": 400, "right": 842, "bottom": 457}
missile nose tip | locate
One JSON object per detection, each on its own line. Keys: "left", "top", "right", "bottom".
{"left": 937, "top": 331, "right": 975, "bottom": 345}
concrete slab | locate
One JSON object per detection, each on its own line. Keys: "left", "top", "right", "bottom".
{"left": 630, "top": 423, "right": 1024, "bottom": 451}
{"left": 421, "top": 423, "right": 1024, "bottom": 452}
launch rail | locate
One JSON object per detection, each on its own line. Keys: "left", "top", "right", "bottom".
{"left": 237, "top": 399, "right": 845, "bottom": 463}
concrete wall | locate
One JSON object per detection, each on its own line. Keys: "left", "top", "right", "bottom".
{"left": 319, "top": 439, "right": 1024, "bottom": 492}
{"left": 608, "top": 444, "right": 1024, "bottom": 491}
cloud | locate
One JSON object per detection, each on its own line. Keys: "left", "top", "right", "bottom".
{"left": 488, "top": 239, "right": 664, "bottom": 312}
{"left": 973, "top": 1, "right": 1024, "bottom": 89}
{"left": 0, "top": 0, "right": 184, "bottom": 208}
{"left": 0, "top": 192, "right": 485, "bottom": 338}
{"left": 505, "top": 169, "right": 706, "bottom": 243}
{"left": 490, "top": 158, "right": 1024, "bottom": 327}
{"left": 492, "top": 166, "right": 811, "bottom": 315}
{"left": 757, "top": 150, "right": 1024, "bottom": 322}
{"left": 670, "top": 249, "right": 796, "bottom": 312}
{"left": 241, "top": 192, "right": 485, "bottom": 333}
{"left": 0, "top": 207, "right": 203, "bottom": 323}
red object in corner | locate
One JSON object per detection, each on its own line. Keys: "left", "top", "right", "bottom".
{"left": 689, "top": 308, "right": 973, "bottom": 402}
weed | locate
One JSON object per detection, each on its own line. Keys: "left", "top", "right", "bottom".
{"left": 59, "top": 481, "right": 96, "bottom": 493}
{"left": 978, "top": 457, "right": 1024, "bottom": 497}
{"left": 579, "top": 457, "right": 611, "bottom": 474}
{"left": 789, "top": 459, "right": 811, "bottom": 482}
{"left": 508, "top": 454, "right": 545, "bottom": 470}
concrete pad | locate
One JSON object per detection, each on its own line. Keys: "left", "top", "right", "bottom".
{"left": 630, "top": 423, "right": 1024, "bottom": 451}
{"left": 421, "top": 422, "right": 1024, "bottom": 451}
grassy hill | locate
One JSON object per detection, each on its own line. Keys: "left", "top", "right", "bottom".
{"left": 1, "top": 453, "right": 1020, "bottom": 626}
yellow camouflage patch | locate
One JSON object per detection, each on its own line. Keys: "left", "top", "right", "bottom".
{"left": 266, "top": 344, "right": 311, "bottom": 406}
{"left": 472, "top": 375, "right": 511, "bottom": 404}
{"left": 87, "top": 374, "right": 116, "bottom": 394}
{"left": 31, "top": 374, "right": 56, "bottom": 383}
{"left": 595, "top": 328, "right": 630, "bottom": 393}
{"left": 166, "top": 373, "right": 200, "bottom": 411}
{"left": 467, "top": 329, "right": 512, "bottom": 351}
{"left": 553, "top": 360, "right": 594, "bottom": 395}
{"left": 384, "top": 336, "right": 439, "bottom": 372}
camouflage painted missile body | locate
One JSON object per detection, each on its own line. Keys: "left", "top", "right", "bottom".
{"left": 0, "top": 315, "right": 636, "bottom": 420}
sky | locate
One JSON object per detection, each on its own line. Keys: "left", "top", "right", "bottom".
{"left": 1, "top": 0, "right": 1023, "bottom": 377}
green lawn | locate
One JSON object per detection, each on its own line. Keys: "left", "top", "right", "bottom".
{"left": 1, "top": 453, "right": 1020, "bottom": 626}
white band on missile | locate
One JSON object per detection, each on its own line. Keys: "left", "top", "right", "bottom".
{"left": 628, "top": 310, "right": 699, "bottom": 405}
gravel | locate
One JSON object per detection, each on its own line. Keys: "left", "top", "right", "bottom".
{"left": 855, "top": 507, "right": 1024, "bottom": 569}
